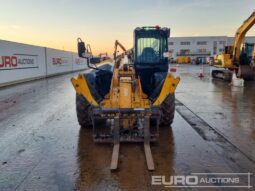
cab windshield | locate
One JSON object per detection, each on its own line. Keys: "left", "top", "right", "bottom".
{"left": 136, "top": 37, "right": 167, "bottom": 63}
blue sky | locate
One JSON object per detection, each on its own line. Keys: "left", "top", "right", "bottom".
{"left": 0, "top": 0, "right": 254, "bottom": 54}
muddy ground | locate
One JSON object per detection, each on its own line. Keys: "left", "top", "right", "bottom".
{"left": 0, "top": 64, "right": 254, "bottom": 191}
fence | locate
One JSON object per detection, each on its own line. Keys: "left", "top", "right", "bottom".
{"left": 0, "top": 40, "right": 88, "bottom": 87}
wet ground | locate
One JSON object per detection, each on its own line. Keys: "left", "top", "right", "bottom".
{"left": 0, "top": 64, "right": 254, "bottom": 191}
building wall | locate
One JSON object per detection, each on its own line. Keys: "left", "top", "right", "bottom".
{"left": 0, "top": 40, "right": 47, "bottom": 85}
{"left": 0, "top": 40, "right": 90, "bottom": 87}
{"left": 227, "top": 37, "right": 255, "bottom": 45}
{"left": 168, "top": 36, "right": 255, "bottom": 60}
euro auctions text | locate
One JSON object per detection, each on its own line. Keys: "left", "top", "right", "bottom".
{"left": 152, "top": 173, "right": 253, "bottom": 188}
{"left": 0, "top": 55, "right": 38, "bottom": 70}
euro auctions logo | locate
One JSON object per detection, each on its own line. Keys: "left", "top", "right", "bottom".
{"left": 152, "top": 173, "right": 253, "bottom": 188}
{"left": 75, "top": 58, "right": 86, "bottom": 65}
{"left": 0, "top": 56, "right": 18, "bottom": 68}
{"left": 0, "top": 54, "right": 38, "bottom": 70}
{"left": 52, "top": 58, "right": 62, "bottom": 65}
{"left": 52, "top": 57, "right": 69, "bottom": 66}
{"left": 152, "top": 175, "right": 199, "bottom": 187}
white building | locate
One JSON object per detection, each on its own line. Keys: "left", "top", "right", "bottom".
{"left": 168, "top": 36, "right": 255, "bottom": 62}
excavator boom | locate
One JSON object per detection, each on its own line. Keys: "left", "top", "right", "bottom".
{"left": 213, "top": 10, "right": 255, "bottom": 80}
{"left": 113, "top": 40, "right": 127, "bottom": 60}
{"left": 233, "top": 11, "right": 255, "bottom": 65}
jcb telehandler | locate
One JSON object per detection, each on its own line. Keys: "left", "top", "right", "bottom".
{"left": 71, "top": 26, "right": 180, "bottom": 170}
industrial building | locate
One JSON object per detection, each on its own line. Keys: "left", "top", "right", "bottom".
{"left": 168, "top": 36, "right": 255, "bottom": 63}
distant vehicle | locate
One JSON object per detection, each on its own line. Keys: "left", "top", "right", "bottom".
{"left": 213, "top": 11, "right": 255, "bottom": 80}
{"left": 176, "top": 56, "right": 191, "bottom": 64}
{"left": 78, "top": 43, "right": 112, "bottom": 64}
{"left": 207, "top": 57, "right": 214, "bottom": 65}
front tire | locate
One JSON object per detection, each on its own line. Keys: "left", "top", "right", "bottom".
{"left": 160, "top": 93, "right": 175, "bottom": 127}
{"left": 76, "top": 94, "right": 92, "bottom": 128}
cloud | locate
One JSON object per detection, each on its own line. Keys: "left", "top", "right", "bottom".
{"left": 10, "top": 25, "right": 22, "bottom": 30}
{"left": 0, "top": 25, "right": 23, "bottom": 31}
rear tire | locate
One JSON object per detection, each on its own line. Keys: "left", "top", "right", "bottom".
{"left": 76, "top": 94, "right": 92, "bottom": 128}
{"left": 160, "top": 93, "right": 175, "bottom": 127}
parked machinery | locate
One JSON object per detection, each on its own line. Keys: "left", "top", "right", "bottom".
{"left": 80, "top": 42, "right": 112, "bottom": 64}
{"left": 213, "top": 11, "right": 255, "bottom": 80}
{"left": 176, "top": 56, "right": 191, "bottom": 64}
{"left": 94, "top": 52, "right": 113, "bottom": 64}
{"left": 71, "top": 26, "right": 180, "bottom": 170}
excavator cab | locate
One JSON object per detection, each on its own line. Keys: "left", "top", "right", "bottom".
{"left": 240, "top": 43, "right": 255, "bottom": 65}
{"left": 134, "top": 26, "right": 170, "bottom": 98}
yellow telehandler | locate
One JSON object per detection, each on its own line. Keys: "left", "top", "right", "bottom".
{"left": 71, "top": 26, "right": 180, "bottom": 170}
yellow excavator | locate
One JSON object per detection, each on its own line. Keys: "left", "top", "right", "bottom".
{"left": 213, "top": 11, "right": 255, "bottom": 80}
{"left": 71, "top": 26, "right": 180, "bottom": 170}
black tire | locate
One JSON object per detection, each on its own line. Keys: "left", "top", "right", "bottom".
{"left": 76, "top": 94, "right": 92, "bottom": 128}
{"left": 160, "top": 93, "right": 175, "bottom": 127}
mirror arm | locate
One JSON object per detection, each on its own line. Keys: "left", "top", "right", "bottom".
{"left": 77, "top": 37, "right": 107, "bottom": 72}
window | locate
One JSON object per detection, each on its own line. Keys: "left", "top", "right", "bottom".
{"left": 168, "top": 42, "right": 174, "bottom": 45}
{"left": 219, "top": 41, "right": 226, "bottom": 45}
{"left": 213, "top": 47, "right": 217, "bottom": 55}
{"left": 136, "top": 37, "right": 167, "bottom": 63}
{"left": 213, "top": 41, "right": 217, "bottom": 55}
{"left": 180, "top": 49, "right": 190, "bottom": 55}
{"left": 219, "top": 48, "right": 224, "bottom": 52}
{"left": 180, "top": 41, "right": 190, "bottom": 45}
{"left": 197, "top": 41, "right": 207, "bottom": 45}
{"left": 198, "top": 49, "right": 207, "bottom": 53}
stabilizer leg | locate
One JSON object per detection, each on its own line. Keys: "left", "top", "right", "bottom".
{"left": 110, "top": 116, "right": 120, "bottom": 170}
{"left": 144, "top": 116, "right": 155, "bottom": 171}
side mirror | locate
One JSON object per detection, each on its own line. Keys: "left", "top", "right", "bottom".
{"left": 77, "top": 38, "right": 86, "bottom": 58}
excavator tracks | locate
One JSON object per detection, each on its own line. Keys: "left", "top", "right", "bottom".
{"left": 212, "top": 69, "right": 233, "bottom": 81}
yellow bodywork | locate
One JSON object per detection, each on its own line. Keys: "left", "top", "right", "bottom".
{"left": 176, "top": 56, "right": 190, "bottom": 64}
{"left": 214, "top": 54, "right": 237, "bottom": 69}
{"left": 153, "top": 74, "right": 180, "bottom": 106}
{"left": 71, "top": 74, "right": 99, "bottom": 106}
{"left": 71, "top": 63, "right": 180, "bottom": 111}
{"left": 214, "top": 11, "right": 255, "bottom": 69}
